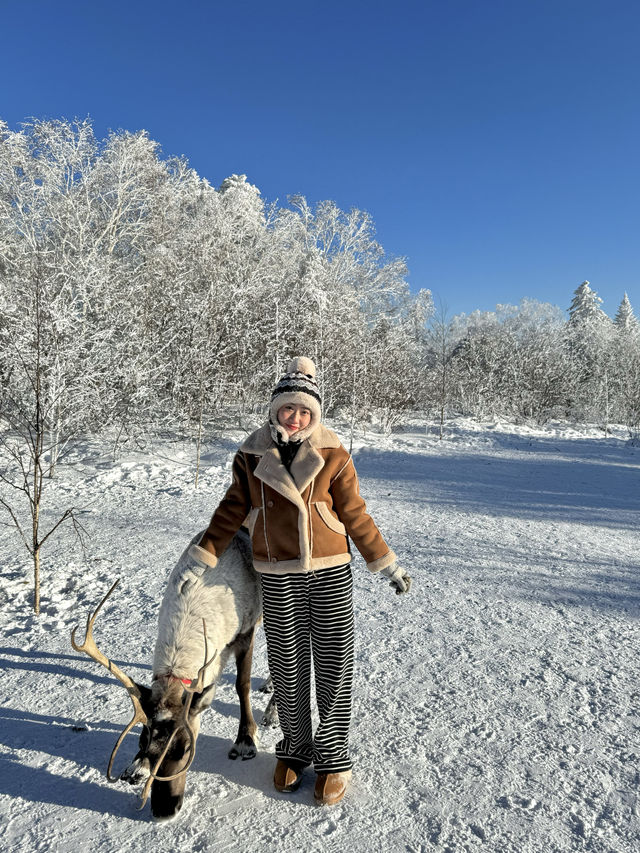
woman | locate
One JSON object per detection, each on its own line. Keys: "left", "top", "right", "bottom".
{"left": 189, "top": 357, "right": 411, "bottom": 805}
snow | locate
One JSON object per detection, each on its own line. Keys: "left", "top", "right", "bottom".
{"left": 1, "top": 419, "right": 639, "bottom": 852}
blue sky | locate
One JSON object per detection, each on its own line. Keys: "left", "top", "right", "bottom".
{"left": 2, "top": 0, "right": 638, "bottom": 318}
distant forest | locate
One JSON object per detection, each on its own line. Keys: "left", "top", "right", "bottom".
{"left": 1, "top": 119, "right": 639, "bottom": 464}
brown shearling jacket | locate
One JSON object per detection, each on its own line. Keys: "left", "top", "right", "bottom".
{"left": 195, "top": 423, "right": 396, "bottom": 575}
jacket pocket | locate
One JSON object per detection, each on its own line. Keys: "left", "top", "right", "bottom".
{"left": 314, "top": 502, "right": 347, "bottom": 535}
{"left": 245, "top": 506, "right": 262, "bottom": 537}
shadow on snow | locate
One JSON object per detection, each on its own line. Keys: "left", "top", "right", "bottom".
{"left": 354, "top": 441, "right": 640, "bottom": 531}
{"left": 0, "top": 702, "right": 301, "bottom": 817}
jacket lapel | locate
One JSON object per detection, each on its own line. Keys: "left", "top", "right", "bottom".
{"left": 290, "top": 441, "right": 324, "bottom": 495}
{"left": 239, "top": 424, "right": 272, "bottom": 455}
{"left": 245, "top": 422, "right": 340, "bottom": 504}
{"left": 253, "top": 447, "right": 306, "bottom": 512}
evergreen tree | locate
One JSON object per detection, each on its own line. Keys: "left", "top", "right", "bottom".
{"left": 614, "top": 293, "right": 638, "bottom": 330}
{"left": 568, "top": 281, "right": 608, "bottom": 327}
{"left": 565, "top": 282, "right": 615, "bottom": 426}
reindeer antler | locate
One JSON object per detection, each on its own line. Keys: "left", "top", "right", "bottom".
{"left": 139, "top": 619, "right": 217, "bottom": 810}
{"left": 71, "top": 579, "right": 149, "bottom": 781}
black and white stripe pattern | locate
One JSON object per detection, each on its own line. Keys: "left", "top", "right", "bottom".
{"left": 261, "top": 563, "right": 354, "bottom": 773}
{"left": 270, "top": 373, "right": 322, "bottom": 405}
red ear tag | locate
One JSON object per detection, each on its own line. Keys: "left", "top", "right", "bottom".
{"left": 169, "top": 675, "right": 194, "bottom": 686}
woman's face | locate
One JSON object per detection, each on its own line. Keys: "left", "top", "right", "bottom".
{"left": 277, "top": 403, "right": 312, "bottom": 436}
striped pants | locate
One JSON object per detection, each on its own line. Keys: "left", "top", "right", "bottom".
{"left": 260, "top": 563, "right": 354, "bottom": 774}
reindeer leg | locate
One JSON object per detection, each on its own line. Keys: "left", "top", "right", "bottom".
{"left": 228, "top": 628, "right": 258, "bottom": 761}
{"left": 259, "top": 674, "right": 274, "bottom": 693}
{"left": 257, "top": 673, "right": 279, "bottom": 726}
{"left": 261, "top": 692, "right": 279, "bottom": 728}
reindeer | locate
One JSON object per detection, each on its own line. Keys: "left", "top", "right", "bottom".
{"left": 71, "top": 528, "right": 276, "bottom": 822}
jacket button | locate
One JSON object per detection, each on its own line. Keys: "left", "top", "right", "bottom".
{"left": 267, "top": 500, "right": 274, "bottom": 508}
{"left": 271, "top": 557, "right": 277, "bottom": 563}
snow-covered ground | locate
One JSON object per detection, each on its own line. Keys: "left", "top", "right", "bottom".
{"left": 1, "top": 419, "right": 639, "bottom": 852}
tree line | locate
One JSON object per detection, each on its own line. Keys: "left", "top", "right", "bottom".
{"left": 1, "top": 118, "right": 638, "bottom": 461}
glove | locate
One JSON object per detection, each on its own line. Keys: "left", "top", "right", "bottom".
{"left": 186, "top": 543, "right": 218, "bottom": 576}
{"left": 170, "top": 541, "right": 219, "bottom": 596}
{"left": 381, "top": 562, "right": 412, "bottom": 595}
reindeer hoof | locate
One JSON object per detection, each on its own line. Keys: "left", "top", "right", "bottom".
{"left": 259, "top": 676, "right": 274, "bottom": 694}
{"left": 228, "top": 737, "right": 257, "bottom": 761}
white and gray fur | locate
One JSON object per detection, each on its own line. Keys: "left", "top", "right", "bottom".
{"left": 121, "top": 529, "right": 277, "bottom": 822}
{"left": 153, "top": 528, "right": 260, "bottom": 686}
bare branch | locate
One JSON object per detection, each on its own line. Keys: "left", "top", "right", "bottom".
{"left": 0, "top": 495, "right": 32, "bottom": 553}
{"left": 0, "top": 467, "right": 29, "bottom": 494}
{"left": 38, "top": 507, "right": 76, "bottom": 548}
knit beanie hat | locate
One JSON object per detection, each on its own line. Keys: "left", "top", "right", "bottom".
{"left": 269, "top": 356, "right": 322, "bottom": 444}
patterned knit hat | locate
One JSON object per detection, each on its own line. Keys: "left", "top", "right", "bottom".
{"left": 269, "top": 356, "right": 322, "bottom": 444}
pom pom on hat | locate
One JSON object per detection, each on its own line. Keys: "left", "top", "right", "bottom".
{"left": 269, "top": 356, "right": 322, "bottom": 443}
{"left": 287, "top": 356, "right": 316, "bottom": 379}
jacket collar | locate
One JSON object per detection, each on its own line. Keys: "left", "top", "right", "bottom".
{"left": 240, "top": 422, "right": 341, "bottom": 504}
{"left": 239, "top": 422, "right": 341, "bottom": 455}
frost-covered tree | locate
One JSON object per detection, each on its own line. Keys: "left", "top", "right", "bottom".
{"left": 611, "top": 295, "right": 640, "bottom": 439}
{"left": 565, "top": 281, "right": 615, "bottom": 426}
{"left": 502, "top": 300, "right": 568, "bottom": 423}
{"left": 448, "top": 300, "right": 574, "bottom": 424}
{"left": 568, "top": 281, "right": 608, "bottom": 328}
{"left": 92, "top": 134, "right": 199, "bottom": 437}
{"left": 0, "top": 265, "right": 86, "bottom": 613}
{"left": 614, "top": 293, "right": 638, "bottom": 331}
{"left": 257, "top": 196, "right": 416, "bottom": 421}
{"left": 0, "top": 119, "right": 103, "bottom": 471}
{"left": 424, "top": 301, "right": 460, "bottom": 436}
{"left": 0, "top": 120, "right": 178, "bottom": 462}
{"left": 12, "top": 114, "right": 640, "bottom": 446}
{"left": 449, "top": 309, "right": 512, "bottom": 417}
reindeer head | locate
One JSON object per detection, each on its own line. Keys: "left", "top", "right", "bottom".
{"left": 125, "top": 675, "right": 216, "bottom": 820}
{"left": 71, "top": 580, "right": 216, "bottom": 821}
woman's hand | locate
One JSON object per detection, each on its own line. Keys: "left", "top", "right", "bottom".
{"left": 186, "top": 543, "right": 218, "bottom": 575}
{"left": 381, "top": 562, "right": 412, "bottom": 595}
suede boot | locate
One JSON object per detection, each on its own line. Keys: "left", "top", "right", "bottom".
{"left": 314, "top": 770, "right": 352, "bottom": 805}
{"left": 273, "top": 759, "right": 304, "bottom": 792}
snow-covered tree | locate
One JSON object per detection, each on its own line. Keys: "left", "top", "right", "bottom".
{"left": 10, "top": 114, "right": 640, "bottom": 445}
{"left": 421, "top": 299, "right": 461, "bottom": 435}
{"left": 449, "top": 309, "right": 512, "bottom": 417}
{"left": 565, "top": 281, "right": 616, "bottom": 426}
{"left": 614, "top": 293, "right": 638, "bottom": 331}
{"left": 568, "top": 281, "right": 609, "bottom": 328}
{"left": 0, "top": 265, "right": 86, "bottom": 613}
{"left": 502, "top": 300, "right": 568, "bottom": 423}
{"left": 448, "top": 300, "right": 573, "bottom": 424}
{"left": 610, "top": 294, "right": 640, "bottom": 439}
{"left": 0, "top": 118, "right": 104, "bottom": 471}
